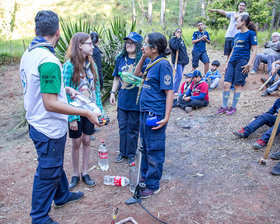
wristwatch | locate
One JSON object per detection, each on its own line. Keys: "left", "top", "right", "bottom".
{"left": 110, "top": 91, "right": 115, "bottom": 94}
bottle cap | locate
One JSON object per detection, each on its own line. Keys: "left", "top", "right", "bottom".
{"left": 132, "top": 162, "right": 135, "bottom": 166}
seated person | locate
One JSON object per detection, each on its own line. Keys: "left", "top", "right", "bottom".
{"left": 261, "top": 59, "right": 280, "bottom": 96}
{"left": 177, "top": 70, "right": 209, "bottom": 113}
{"left": 251, "top": 32, "right": 280, "bottom": 74}
{"left": 203, "top": 60, "right": 221, "bottom": 91}
{"left": 233, "top": 98, "right": 280, "bottom": 150}
{"left": 173, "top": 73, "right": 192, "bottom": 107}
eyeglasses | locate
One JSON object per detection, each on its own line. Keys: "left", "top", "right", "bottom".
{"left": 81, "top": 42, "right": 93, "bottom": 46}
{"left": 143, "top": 43, "right": 152, "bottom": 47}
{"left": 126, "top": 42, "right": 135, "bottom": 46}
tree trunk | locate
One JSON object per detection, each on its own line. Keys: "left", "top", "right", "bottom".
{"left": 179, "top": 0, "right": 183, "bottom": 26}
{"left": 201, "top": 0, "right": 205, "bottom": 17}
{"left": 160, "top": 0, "right": 166, "bottom": 26}
{"left": 132, "top": 0, "right": 136, "bottom": 22}
{"left": 148, "top": 0, "right": 153, "bottom": 24}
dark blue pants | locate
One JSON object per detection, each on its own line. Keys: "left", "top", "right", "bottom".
{"left": 140, "top": 112, "right": 166, "bottom": 190}
{"left": 29, "top": 125, "right": 71, "bottom": 224}
{"left": 244, "top": 113, "right": 280, "bottom": 143}
{"left": 117, "top": 108, "right": 140, "bottom": 158}
{"left": 178, "top": 95, "right": 209, "bottom": 109}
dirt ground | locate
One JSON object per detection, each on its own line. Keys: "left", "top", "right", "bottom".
{"left": 1, "top": 48, "right": 280, "bottom": 224}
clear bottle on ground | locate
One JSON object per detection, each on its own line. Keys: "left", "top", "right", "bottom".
{"left": 129, "top": 162, "right": 137, "bottom": 193}
{"left": 103, "top": 175, "right": 129, "bottom": 186}
{"left": 98, "top": 141, "right": 109, "bottom": 171}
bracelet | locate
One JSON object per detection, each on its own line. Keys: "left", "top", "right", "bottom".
{"left": 110, "top": 91, "right": 115, "bottom": 94}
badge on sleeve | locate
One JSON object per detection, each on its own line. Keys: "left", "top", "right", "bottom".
{"left": 164, "top": 74, "right": 171, "bottom": 85}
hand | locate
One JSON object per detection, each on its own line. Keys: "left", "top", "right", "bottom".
{"left": 110, "top": 93, "right": 116, "bottom": 105}
{"left": 66, "top": 87, "right": 80, "bottom": 99}
{"left": 208, "top": 9, "right": 216, "bottom": 13}
{"left": 141, "top": 48, "right": 148, "bottom": 59}
{"left": 241, "top": 64, "right": 251, "bottom": 74}
{"left": 271, "top": 66, "right": 278, "bottom": 75}
{"left": 86, "top": 111, "right": 102, "bottom": 126}
{"left": 69, "top": 120, "right": 78, "bottom": 131}
{"left": 202, "top": 35, "right": 207, "bottom": 40}
{"left": 175, "top": 33, "right": 181, "bottom": 38}
{"left": 224, "top": 64, "right": 228, "bottom": 73}
{"left": 152, "top": 117, "right": 168, "bottom": 130}
{"left": 183, "top": 96, "right": 190, "bottom": 102}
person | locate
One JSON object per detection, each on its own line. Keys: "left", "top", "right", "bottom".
{"left": 134, "top": 32, "right": 173, "bottom": 198}
{"left": 191, "top": 21, "right": 211, "bottom": 75}
{"left": 209, "top": 1, "right": 249, "bottom": 60}
{"left": 63, "top": 32, "right": 104, "bottom": 189}
{"left": 269, "top": 148, "right": 280, "bottom": 175}
{"left": 110, "top": 32, "right": 149, "bottom": 165}
{"left": 169, "top": 28, "right": 189, "bottom": 95}
{"left": 261, "top": 59, "right": 280, "bottom": 96}
{"left": 251, "top": 32, "right": 280, "bottom": 74}
{"left": 216, "top": 15, "right": 258, "bottom": 115}
{"left": 172, "top": 73, "right": 192, "bottom": 108}
{"left": 19, "top": 10, "right": 100, "bottom": 224}
{"left": 177, "top": 70, "right": 209, "bottom": 113}
{"left": 233, "top": 98, "right": 280, "bottom": 150}
{"left": 203, "top": 60, "right": 221, "bottom": 90}
{"left": 90, "top": 31, "right": 104, "bottom": 90}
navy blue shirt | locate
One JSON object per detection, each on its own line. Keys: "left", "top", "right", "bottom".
{"left": 230, "top": 30, "right": 258, "bottom": 62}
{"left": 192, "top": 30, "right": 210, "bottom": 53}
{"left": 140, "top": 55, "right": 173, "bottom": 116}
{"left": 113, "top": 56, "right": 149, "bottom": 111}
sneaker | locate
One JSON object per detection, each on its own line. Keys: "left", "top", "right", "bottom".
{"left": 270, "top": 150, "right": 280, "bottom": 160}
{"left": 90, "top": 135, "right": 95, "bottom": 141}
{"left": 69, "top": 176, "right": 80, "bottom": 190}
{"left": 261, "top": 90, "right": 270, "bottom": 97}
{"left": 115, "top": 154, "right": 124, "bottom": 163}
{"left": 261, "top": 77, "right": 267, "bottom": 84}
{"left": 127, "top": 157, "right": 135, "bottom": 166}
{"left": 232, "top": 127, "right": 247, "bottom": 138}
{"left": 216, "top": 107, "right": 228, "bottom": 114}
{"left": 139, "top": 176, "right": 145, "bottom": 184}
{"left": 252, "top": 139, "right": 266, "bottom": 150}
{"left": 140, "top": 188, "right": 161, "bottom": 199}
{"left": 271, "top": 162, "right": 280, "bottom": 175}
{"left": 172, "top": 100, "right": 179, "bottom": 108}
{"left": 185, "top": 107, "right": 193, "bottom": 113}
{"left": 226, "top": 107, "right": 237, "bottom": 115}
{"left": 44, "top": 218, "right": 59, "bottom": 224}
{"left": 81, "top": 174, "right": 95, "bottom": 187}
{"left": 54, "top": 191, "right": 84, "bottom": 208}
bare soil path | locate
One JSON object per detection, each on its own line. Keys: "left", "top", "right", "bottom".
{"left": 1, "top": 49, "right": 280, "bottom": 224}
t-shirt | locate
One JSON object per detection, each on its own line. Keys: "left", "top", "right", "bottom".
{"left": 225, "top": 12, "right": 248, "bottom": 38}
{"left": 204, "top": 70, "right": 221, "bottom": 80}
{"left": 189, "top": 81, "right": 209, "bottom": 101}
{"left": 19, "top": 47, "right": 68, "bottom": 139}
{"left": 140, "top": 55, "right": 173, "bottom": 115}
{"left": 230, "top": 30, "right": 258, "bottom": 62}
{"left": 112, "top": 56, "right": 149, "bottom": 111}
{"left": 192, "top": 31, "right": 210, "bottom": 53}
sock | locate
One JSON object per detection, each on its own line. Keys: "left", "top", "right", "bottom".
{"left": 232, "top": 92, "right": 241, "bottom": 108}
{"left": 222, "top": 91, "right": 230, "bottom": 108}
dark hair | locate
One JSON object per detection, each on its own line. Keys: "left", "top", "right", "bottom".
{"left": 239, "top": 1, "right": 247, "bottom": 6}
{"left": 240, "top": 15, "right": 257, "bottom": 34}
{"left": 212, "top": 60, "right": 220, "bottom": 67}
{"left": 35, "top": 10, "right": 59, "bottom": 37}
{"left": 90, "top": 32, "right": 99, "bottom": 44}
{"left": 196, "top": 21, "right": 203, "bottom": 25}
{"left": 117, "top": 40, "right": 143, "bottom": 64}
{"left": 173, "top": 28, "right": 182, "bottom": 36}
{"left": 147, "top": 32, "right": 171, "bottom": 56}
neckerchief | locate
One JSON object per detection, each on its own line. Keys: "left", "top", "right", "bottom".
{"left": 136, "top": 56, "right": 168, "bottom": 104}
{"left": 28, "top": 36, "right": 56, "bottom": 55}
{"left": 191, "top": 79, "right": 204, "bottom": 96}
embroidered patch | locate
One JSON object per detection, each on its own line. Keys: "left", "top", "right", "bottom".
{"left": 254, "top": 35, "right": 257, "bottom": 42}
{"left": 164, "top": 74, "right": 171, "bottom": 85}
{"left": 20, "top": 69, "right": 27, "bottom": 95}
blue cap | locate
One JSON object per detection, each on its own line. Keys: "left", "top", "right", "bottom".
{"left": 124, "top": 32, "right": 143, "bottom": 43}
{"left": 184, "top": 70, "right": 202, "bottom": 78}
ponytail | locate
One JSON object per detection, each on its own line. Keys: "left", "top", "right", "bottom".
{"left": 240, "top": 14, "right": 257, "bottom": 34}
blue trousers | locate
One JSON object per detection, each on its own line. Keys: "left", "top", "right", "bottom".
{"left": 178, "top": 95, "right": 209, "bottom": 109}
{"left": 140, "top": 112, "right": 166, "bottom": 190}
{"left": 29, "top": 125, "right": 71, "bottom": 224}
{"left": 244, "top": 113, "right": 280, "bottom": 143}
{"left": 173, "top": 64, "right": 184, "bottom": 94}
{"left": 117, "top": 108, "right": 140, "bottom": 158}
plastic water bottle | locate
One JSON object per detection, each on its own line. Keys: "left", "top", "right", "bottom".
{"left": 103, "top": 176, "right": 129, "bottom": 187}
{"left": 98, "top": 141, "right": 109, "bottom": 171}
{"left": 129, "top": 162, "right": 138, "bottom": 193}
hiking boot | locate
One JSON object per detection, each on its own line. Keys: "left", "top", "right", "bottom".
{"left": 271, "top": 162, "right": 280, "bottom": 175}
{"left": 252, "top": 139, "right": 266, "bottom": 150}
{"left": 216, "top": 107, "right": 228, "bottom": 114}
{"left": 44, "top": 218, "right": 59, "bottom": 224}
{"left": 185, "top": 107, "right": 193, "bottom": 113}
{"left": 172, "top": 100, "right": 179, "bottom": 108}
{"left": 140, "top": 188, "right": 161, "bottom": 199}
{"left": 270, "top": 150, "right": 280, "bottom": 160}
{"left": 226, "top": 107, "right": 237, "bottom": 115}
{"left": 127, "top": 157, "right": 135, "bottom": 166}
{"left": 261, "top": 78, "right": 267, "bottom": 84}
{"left": 69, "top": 176, "right": 80, "bottom": 190}
{"left": 54, "top": 191, "right": 84, "bottom": 208}
{"left": 261, "top": 90, "right": 270, "bottom": 97}
{"left": 82, "top": 174, "right": 95, "bottom": 187}
{"left": 115, "top": 154, "right": 124, "bottom": 163}
{"left": 233, "top": 127, "right": 247, "bottom": 138}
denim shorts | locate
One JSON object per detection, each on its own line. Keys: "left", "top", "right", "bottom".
{"left": 192, "top": 50, "right": 209, "bottom": 68}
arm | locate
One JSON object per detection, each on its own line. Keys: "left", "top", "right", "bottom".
{"left": 190, "top": 93, "right": 206, "bottom": 100}
{"left": 192, "top": 37, "right": 203, "bottom": 44}
{"left": 152, "top": 89, "right": 173, "bottom": 130}
{"left": 134, "top": 54, "right": 147, "bottom": 76}
{"left": 42, "top": 93, "right": 100, "bottom": 126}
{"left": 169, "top": 37, "right": 181, "bottom": 50}
{"left": 208, "top": 9, "right": 226, "bottom": 16}
{"left": 241, "top": 45, "right": 258, "bottom": 74}
{"left": 110, "top": 76, "right": 120, "bottom": 105}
